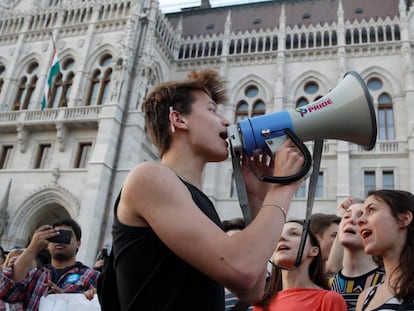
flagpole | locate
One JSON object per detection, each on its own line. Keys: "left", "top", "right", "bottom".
{"left": 41, "top": 33, "right": 60, "bottom": 110}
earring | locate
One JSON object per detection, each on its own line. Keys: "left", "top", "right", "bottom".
{"left": 169, "top": 106, "right": 175, "bottom": 133}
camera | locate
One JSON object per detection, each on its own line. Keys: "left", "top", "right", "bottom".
{"left": 47, "top": 229, "right": 72, "bottom": 244}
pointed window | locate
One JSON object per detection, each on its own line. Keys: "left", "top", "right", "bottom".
{"left": 378, "top": 93, "right": 394, "bottom": 140}
{"left": 86, "top": 54, "right": 113, "bottom": 106}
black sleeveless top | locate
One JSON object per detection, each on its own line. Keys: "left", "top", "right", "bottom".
{"left": 112, "top": 178, "right": 225, "bottom": 311}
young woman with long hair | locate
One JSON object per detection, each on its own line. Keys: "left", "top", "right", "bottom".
{"left": 356, "top": 189, "right": 414, "bottom": 311}
{"left": 254, "top": 220, "right": 347, "bottom": 311}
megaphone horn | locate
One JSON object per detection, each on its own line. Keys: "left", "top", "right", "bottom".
{"left": 228, "top": 71, "right": 377, "bottom": 183}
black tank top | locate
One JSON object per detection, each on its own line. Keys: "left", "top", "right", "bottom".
{"left": 112, "top": 178, "right": 225, "bottom": 311}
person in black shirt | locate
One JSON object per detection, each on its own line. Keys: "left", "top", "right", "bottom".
{"left": 112, "top": 69, "right": 304, "bottom": 310}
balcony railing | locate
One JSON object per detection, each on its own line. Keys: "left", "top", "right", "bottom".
{"left": 0, "top": 106, "right": 103, "bottom": 132}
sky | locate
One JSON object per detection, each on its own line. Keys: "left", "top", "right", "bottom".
{"left": 158, "top": 0, "right": 270, "bottom": 13}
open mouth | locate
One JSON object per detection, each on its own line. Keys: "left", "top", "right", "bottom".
{"left": 360, "top": 229, "right": 372, "bottom": 239}
{"left": 276, "top": 244, "right": 290, "bottom": 251}
{"left": 343, "top": 227, "right": 356, "bottom": 234}
{"left": 219, "top": 131, "right": 228, "bottom": 140}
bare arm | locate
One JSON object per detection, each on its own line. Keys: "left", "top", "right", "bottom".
{"left": 325, "top": 233, "right": 343, "bottom": 275}
{"left": 325, "top": 197, "right": 352, "bottom": 274}
{"left": 118, "top": 139, "right": 303, "bottom": 302}
{"left": 12, "top": 225, "right": 58, "bottom": 282}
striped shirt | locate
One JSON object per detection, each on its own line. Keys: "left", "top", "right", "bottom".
{"left": 329, "top": 267, "right": 385, "bottom": 311}
{"left": 362, "top": 285, "right": 414, "bottom": 311}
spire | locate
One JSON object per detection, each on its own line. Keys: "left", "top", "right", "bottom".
{"left": 399, "top": 0, "right": 407, "bottom": 14}
{"left": 337, "top": 0, "right": 344, "bottom": 20}
{"left": 224, "top": 10, "right": 232, "bottom": 35}
{"left": 200, "top": 0, "right": 211, "bottom": 9}
{"left": 280, "top": 3, "right": 286, "bottom": 26}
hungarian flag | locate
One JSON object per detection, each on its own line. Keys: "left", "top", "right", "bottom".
{"left": 41, "top": 47, "right": 60, "bottom": 110}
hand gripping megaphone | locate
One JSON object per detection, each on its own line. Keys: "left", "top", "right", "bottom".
{"left": 227, "top": 71, "right": 377, "bottom": 184}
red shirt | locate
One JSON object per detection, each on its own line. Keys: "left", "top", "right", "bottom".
{"left": 254, "top": 288, "right": 347, "bottom": 311}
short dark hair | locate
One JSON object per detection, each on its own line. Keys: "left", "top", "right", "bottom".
{"left": 52, "top": 218, "right": 82, "bottom": 241}
{"left": 310, "top": 213, "right": 341, "bottom": 237}
{"left": 142, "top": 69, "right": 227, "bottom": 156}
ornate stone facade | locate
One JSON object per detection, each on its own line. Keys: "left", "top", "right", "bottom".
{"left": 0, "top": 0, "right": 413, "bottom": 265}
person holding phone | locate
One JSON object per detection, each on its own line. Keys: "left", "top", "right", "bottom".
{"left": 0, "top": 218, "right": 100, "bottom": 311}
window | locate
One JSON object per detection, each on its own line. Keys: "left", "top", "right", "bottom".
{"left": 367, "top": 77, "right": 383, "bottom": 91}
{"left": 235, "top": 84, "right": 266, "bottom": 122}
{"left": 296, "top": 97, "right": 308, "bottom": 108}
{"left": 13, "top": 77, "right": 27, "bottom": 110}
{"left": 304, "top": 81, "right": 319, "bottom": 94}
{"left": 364, "top": 171, "right": 376, "bottom": 196}
{"left": 100, "top": 69, "right": 112, "bottom": 105}
{"left": 364, "top": 170, "right": 394, "bottom": 195}
{"left": 34, "top": 144, "right": 51, "bottom": 169}
{"left": 245, "top": 85, "right": 259, "bottom": 98}
{"left": 50, "top": 73, "right": 63, "bottom": 108}
{"left": 296, "top": 181, "right": 306, "bottom": 198}
{"left": 13, "top": 61, "right": 39, "bottom": 110}
{"left": 0, "top": 145, "right": 13, "bottom": 169}
{"left": 295, "top": 172, "right": 324, "bottom": 198}
{"left": 100, "top": 54, "right": 113, "bottom": 67}
{"left": 382, "top": 171, "right": 394, "bottom": 189}
{"left": 252, "top": 100, "right": 265, "bottom": 117}
{"left": 87, "top": 70, "right": 101, "bottom": 106}
{"left": 22, "top": 76, "right": 38, "bottom": 109}
{"left": 315, "top": 172, "right": 324, "bottom": 198}
{"left": 295, "top": 80, "right": 323, "bottom": 110}
{"left": 378, "top": 93, "right": 394, "bottom": 140}
{"left": 47, "top": 57, "right": 76, "bottom": 108}
{"left": 74, "top": 142, "right": 92, "bottom": 168}
{"left": 235, "top": 101, "right": 249, "bottom": 122}
{"left": 86, "top": 54, "right": 113, "bottom": 106}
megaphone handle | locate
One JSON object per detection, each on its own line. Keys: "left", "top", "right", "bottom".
{"left": 231, "top": 151, "right": 252, "bottom": 225}
{"left": 295, "top": 138, "right": 323, "bottom": 266}
{"left": 260, "top": 128, "right": 312, "bottom": 184}
{"left": 295, "top": 218, "right": 310, "bottom": 267}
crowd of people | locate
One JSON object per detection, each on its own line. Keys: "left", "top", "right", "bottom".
{"left": 0, "top": 218, "right": 99, "bottom": 311}
{"left": 1, "top": 69, "right": 414, "bottom": 311}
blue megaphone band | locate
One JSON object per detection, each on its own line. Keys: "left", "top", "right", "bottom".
{"left": 238, "top": 110, "right": 294, "bottom": 156}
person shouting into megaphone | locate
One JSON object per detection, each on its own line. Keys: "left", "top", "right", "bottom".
{"left": 110, "top": 69, "right": 305, "bottom": 310}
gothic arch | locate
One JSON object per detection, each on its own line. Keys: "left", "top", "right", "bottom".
{"left": 5, "top": 185, "right": 80, "bottom": 247}
{"left": 360, "top": 66, "right": 402, "bottom": 96}
{"left": 14, "top": 53, "right": 43, "bottom": 78}
{"left": 57, "top": 48, "right": 79, "bottom": 69}
{"left": 83, "top": 43, "right": 119, "bottom": 72}
{"left": 286, "top": 70, "right": 336, "bottom": 108}
{"left": 151, "top": 61, "right": 163, "bottom": 85}
{"left": 289, "top": 70, "right": 331, "bottom": 101}
{"left": 230, "top": 74, "right": 271, "bottom": 106}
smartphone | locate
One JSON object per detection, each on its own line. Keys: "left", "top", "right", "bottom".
{"left": 48, "top": 229, "right": 72, "bottom": 244}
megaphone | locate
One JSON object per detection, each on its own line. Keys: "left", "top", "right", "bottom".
{"left": 228, "top": 71, "right": 377, "bottom": 183}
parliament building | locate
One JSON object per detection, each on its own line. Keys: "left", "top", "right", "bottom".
{"left": 0, "top": 0, "right": 413, "bottom": 265}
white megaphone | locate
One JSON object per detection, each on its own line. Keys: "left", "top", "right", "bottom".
{"left": 227, "top": 71, "right": 377, "bottom": 183}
